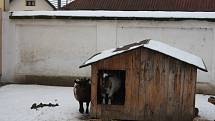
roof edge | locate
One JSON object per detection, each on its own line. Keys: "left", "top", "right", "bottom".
{"left": 79, "top": 39, "right": 207, "bottom": 72}
{"left": 45, "top": 0, "right": 57, "bottom": 10}
{"left": 9, "top": 11, "right": 215, "bottom": 21}
{"left": 79, "top": 47, "right": 208, "bottom": 72}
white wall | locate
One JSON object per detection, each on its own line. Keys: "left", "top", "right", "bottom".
{"left": 10, "top": 0, "right": 54, "bottom": 11}
{"left": 2, "top": 17, "right": 215, "bottom": 87}
{"left": 2, "top": 12, "right": 17, "bottom": 82}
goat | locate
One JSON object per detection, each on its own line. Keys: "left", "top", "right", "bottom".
{"left": 101, "top": 73, "right": 121, "bottom": 104}
{"left": 74, "top": 78, "right": 91, "bottom": 114}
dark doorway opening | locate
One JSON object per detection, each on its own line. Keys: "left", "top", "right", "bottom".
{"left": 97, "top": 70, "right": 125, "bottom": 105}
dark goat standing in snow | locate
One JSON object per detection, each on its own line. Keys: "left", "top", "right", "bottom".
{"left": 74, "top": 78, "right": 91, "bottom": 114}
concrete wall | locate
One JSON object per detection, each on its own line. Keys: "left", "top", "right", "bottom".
{"left": 0, "top": 10, "right": 2, "bottom": 76}
{"left": 2, "top": 16, "right": 215, "bottom": 93}
{"left": 10, "top": 0, "right": 54, "bottom": 11}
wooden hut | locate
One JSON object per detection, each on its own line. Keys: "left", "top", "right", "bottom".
{"left": 79, "top": 39, "right": 207, "bottom": 121}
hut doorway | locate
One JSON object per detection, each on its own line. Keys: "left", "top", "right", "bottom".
{"left": 97, "top": 70, "right": 125, "bottom": 105}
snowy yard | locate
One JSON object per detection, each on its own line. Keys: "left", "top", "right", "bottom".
{"left": 0, "top": 84, "right": 214, "bottom": 121}
{"left": 0, "top": 84, "right": 88, "bottom": 121}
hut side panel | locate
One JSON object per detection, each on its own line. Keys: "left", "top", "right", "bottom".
{"left": 181, "top": 67, "right": 197, "bottom": 121}
{"left": 91, "top": 64, "right": 99, "bottom": 118}
{"left": 90, "top": 49, "right": 141, "bottom": 120}
{"left": 138, "top": 48, "right": 197, "bottom": 121}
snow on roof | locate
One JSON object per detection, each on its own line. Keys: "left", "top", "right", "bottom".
{"left": 48, "top": 0, "right": 72, "bottom": 8}
{"left": 10, "top": 10, "right": 215, "bottom": 20}
{"left": 80, "top": 39, "right": 207, "bottom": 72}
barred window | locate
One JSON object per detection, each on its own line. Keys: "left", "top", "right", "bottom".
{"left": 26, "top": 0, "right": 35, "bottom": 6}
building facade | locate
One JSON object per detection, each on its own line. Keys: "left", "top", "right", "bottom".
{"left": 10, "top": 0, "right": 56, "bottom": 11}
{"left": 0, "top": 0, "right": 4, "bottom": 9}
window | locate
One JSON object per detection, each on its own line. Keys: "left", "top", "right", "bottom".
{"left": 97, "top": 70, "right": 125, "bottom": 105}
{"left": 26, "top": 0, "right": 35, "bottom": 6}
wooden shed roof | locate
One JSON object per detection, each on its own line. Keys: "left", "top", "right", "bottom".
{"left": 80, "top": 39, "right": 207, "bottom": 72}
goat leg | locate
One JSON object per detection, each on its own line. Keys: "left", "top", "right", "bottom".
{"left": 86, "top": 102, "right": 90, "bottom": 114}
{"left": 102, "top": 94, "right": 106, "bottom": 104}
{"left": 79, "top": 101, "right": 84, "bottom": 114}
{"left": 108, "top": 97, "right": 111, "bottom": 104}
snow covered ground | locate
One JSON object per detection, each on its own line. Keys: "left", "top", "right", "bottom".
{"left": 0, "top": 84, "right": 88, "bottom": 121}
{"left": 195, "top": 94, "right": 215, "bottom": 120}
{"left": 0, "top": 84, "right": 214, "bottom": 121}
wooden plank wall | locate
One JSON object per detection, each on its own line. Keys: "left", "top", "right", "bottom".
{"left": 90, "top": 47, "right": 197, "bottom": 121}
{"left": 91, "top": 48, "right": 141, "bottom": 120}
{"left": 138, "top": 48, "right": 197, "bottom": 121}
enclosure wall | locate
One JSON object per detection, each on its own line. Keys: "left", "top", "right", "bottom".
{"left": 2, "top": 16, "right": 214, "bottom": 94}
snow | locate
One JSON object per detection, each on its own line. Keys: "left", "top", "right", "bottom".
{"left": 0, "top": 84, "right": 214, "bottom": 121}
{"left": 195, "top": 94, "right": 215, "bottom": 120}
{"left": 82, "top": 48, "right": 124, "bottom": 67}
{"left": 48, "top": 0, "right": 73, "bottom": 8}
{"left": 10, "top": 10, "right": 215, "bottom": 19}
{"left": 81, "top": 40, "right": 207, "bottom": 72}
{"left": 145, "top": 40, "right": 206, "bottom": 71}
{"left": 0, "top": 84, "right": 89, "bottom": 121}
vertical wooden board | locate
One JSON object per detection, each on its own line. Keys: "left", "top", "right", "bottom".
{"left": 120, "top": 51, "right": 133, "bottom": 118}
{"left": 192, "top": 68, "right": 197, "bottom": 119}
{"left": 189, "top": 68, "right": 197, "bottom": 120}
{"left": 121, "top": 68, "right": 133, "bottom": 118}
{"left": 177, "top": 62, "right": 185, "bottom": 121}
{"left": 173, "top": 61, "right": 184, "bottom": 121}
{"left": 167, "top": 58, "right": 181, "bottom": 121}
{"left": 138, "top": 49, "right": 155, "bottom": 120}
{"left": 181, "top": 65, "right": 190, "bottom": 121}
{"left": 154, "top": 52, "right": 169, "bottom": 121}
{"left": 94, "top": 49, "right": 140, "bottom": 120}
{"left": 166, "top": 58, "right": 196, "bottom": 121}
{"left": 151, "top": 52, "right": 175, "bottom": 121}
{"left": 166, "top": 58, "right": 173, "bottom": 120}
{"left": 146, "top": 52, "right": 161, "bottom": 121}
{"left": 181, "top": 66, "right": 197, "bottom": 121}
{"left": 97, "top": 61, "right": 105, "bottom": 119}
{"left": 158, "top": 53, "right": 170, "bottom": 121}
{"left": 137, "top": 48, "right": 149, "bottom": 120}
{"left": 160, "top": 53, "right": 171, "bottom": 121}
{"left": 91, "top": 64, "right": 99, "bottom": 118}
{"left": 127, "top": 48, "right": 141, "bottom": 120}
{"left": 144, "top": 49, "right": 155, "bottom": 121}
{"left": 138, "top": 49, "right": 169, "bottom": 121}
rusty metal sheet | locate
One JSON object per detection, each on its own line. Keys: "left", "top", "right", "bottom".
{"left": 62, "top": 0, "right": 215, "bottom": 11}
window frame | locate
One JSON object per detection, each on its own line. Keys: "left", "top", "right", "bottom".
{"left": 26, "top": 0, "right": 36, "bottom": 6}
